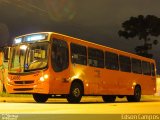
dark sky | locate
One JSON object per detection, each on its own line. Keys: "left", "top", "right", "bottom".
{"left": 0, "top": 0, "right": 160, "bottom": 73}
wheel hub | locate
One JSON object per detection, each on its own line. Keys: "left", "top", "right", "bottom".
{"left": 73, "top": 88, "right": 80, "bottom": 97}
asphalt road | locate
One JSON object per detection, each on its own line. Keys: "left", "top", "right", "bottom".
{"left": 0, "top": 96, "right": 160, "bottom": 120}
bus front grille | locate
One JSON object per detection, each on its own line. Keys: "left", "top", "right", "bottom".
{"left": 14, "top": 81, "right": 34, "bottom": 85}
{"left": 13, "top": 88, "right": 33, "bottom": 91}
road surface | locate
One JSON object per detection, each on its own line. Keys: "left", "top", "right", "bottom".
{"left": 0, "top": 96, "right": 160, "bottom": 120}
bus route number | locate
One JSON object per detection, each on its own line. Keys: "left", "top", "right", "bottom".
{"left": 11, "top": 75, "right": 21, "bottom": 81}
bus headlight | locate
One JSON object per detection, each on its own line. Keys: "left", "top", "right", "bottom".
{"left": 40, "top": 76, "right": 45, "bottom": 82}
{"left": 39, "top": 74, "right": 49, "bottom": 82}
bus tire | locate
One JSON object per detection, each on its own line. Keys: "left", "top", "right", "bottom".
{"left": 66, "top": 82, "right": 83, "bottom": 103}
{"left": 118, "top": 95, "right": 125, "bottom": 98}
{"left": 33, "top": 93, "right": 49, "bottom": 103}
{"left": 102, "top": 95, "right": 116, "bottom": 103}
{"left": 127, "top": 86, "right": 141, "bottom": 102}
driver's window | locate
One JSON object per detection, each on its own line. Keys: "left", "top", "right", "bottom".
{"left": 51, "top": 38, "right": 69, "bottom": 72}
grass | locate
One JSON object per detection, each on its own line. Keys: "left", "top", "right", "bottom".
{"left": 0, "top": 92, "right": 31, "bottom": 97}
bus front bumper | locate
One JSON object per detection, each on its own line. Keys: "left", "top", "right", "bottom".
{"left": 6, "top": 82, "right": 49, "bottom": 94}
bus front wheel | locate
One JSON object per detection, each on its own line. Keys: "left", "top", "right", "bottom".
{"left": 33, "top": 93, "right": 49, "bottom": 103}
{"left": 102, "top": 95, "right": 116, "bottom": 103}
{"left": 66, "top": 82, "right": 83, "bottom": 103}
{"left": 127, "top": 86, "right": 141, "bottom": 102}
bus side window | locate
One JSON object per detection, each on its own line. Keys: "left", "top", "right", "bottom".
{"left": 119, "top": 55, "right": 131, "bottom": 72}
{"left": 70, "top": 43, "right": 87, "bottom": 65}
{"left": 142, "top": 61, "right": 151, "bottom": 75}
{"left": 105, "top": 51, "right": 119, "bottom": 70}
{"left": 51, "top": 38, "right": 69, "bottom": 72}
{"left": 131, "top": 58, "right": 142, "bottom": 74}
{"left": 88, "top": 48, "right": 104, "bottom": 68}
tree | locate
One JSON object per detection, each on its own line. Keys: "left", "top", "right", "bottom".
{"left": 118, "top": 15, "right": 160, "bottom": 58}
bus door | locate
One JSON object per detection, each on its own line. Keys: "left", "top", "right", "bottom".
{"left": 51, "top": 38, "right": 70, "bottom": 94}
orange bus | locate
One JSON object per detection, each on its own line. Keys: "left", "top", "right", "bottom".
{"left": 6, "top": 32, "right": 156, "bottom": 103}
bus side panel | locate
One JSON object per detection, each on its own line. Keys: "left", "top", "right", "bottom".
{"left": 69, "top": 64, "right": 90, "bottom": 95}
{"left": 116, "top": 72, "right": 156, "bottom": 95}
{"left": 84, "top": 67, "right": 101, "bottom": 95}
{"left": 100, "top": 69, "right": 121, "bottom": 95}
{"left": 140, "top": 75, "right": 156, "bottom": 95}
{"left": 100, "top": 70, "right": 136, "bottom": 95}
{"left": 68, "top": 64, "right": 104, "bottom": 95}
{"left": 99, "top": 69, "right": 156, "bottom": 96}
{"left": 116, "top": 72, "right": 140, "bottom": 95}
{"left": 48, "top": 67, "right": 71, "bottom": 95}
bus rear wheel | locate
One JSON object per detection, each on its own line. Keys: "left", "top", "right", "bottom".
{"left": 66, "top": 82, "right": 83, "bottom": 103}
{"left": 33, "top": 93, "right": 49, "bottom": 103}
{"left": 102, "top": 95, "right": 116, "bottom": 103}
{"left": 127, "top": 86, "right": 141, "bottom": 102}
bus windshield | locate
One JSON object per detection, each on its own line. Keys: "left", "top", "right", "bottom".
{"left": 9, "top": 42, "right": 49, "bottom": 73}
{"left": 24, "top": 42, "right": 49, "bottom": 71}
